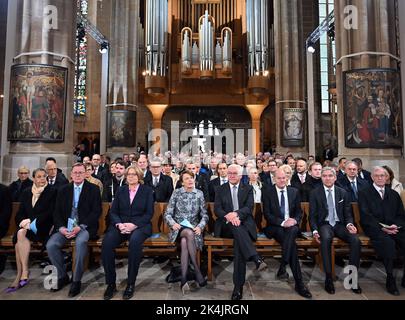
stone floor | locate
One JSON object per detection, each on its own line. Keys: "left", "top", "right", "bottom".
{"left": 0, "top": 256, "right": 404, "bottom": 300}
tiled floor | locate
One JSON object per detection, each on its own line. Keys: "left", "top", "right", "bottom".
{"left": 0, "top": 256, "right": 404, "bottom": 300}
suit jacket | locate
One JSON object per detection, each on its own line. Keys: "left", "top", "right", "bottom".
{"left": 262, "top": 186, "right": 302, "bottom": 227}
{"left": 0, "top": 184, "right": 12, "bottom": 239}
{"left": 92, "top": 165, "right": 106, "bottom": 182}
{"left": 214, "top": 183, "right": 256, "bottom": 240}
{"left": 337, "top": 170, "right": 345, "bottom": 181}
{"left": 358, "top": 169, "right": 372, "bottom": 185}
{"left": 358, "top": 185, "right": 405, "bottom": 238}
{"left": 208, "top": 177, "right": 221, "bottom": 202}
{"left": 47, "top": 173, "right": 69, "bottom": 190}
{"left": 16, "top": 185, "right": 57, "bottom": 241}
{"left": 259, "top": 172, "right": 273, "bottom": 186}
{"left": 9, "top": 178, "right": 33, "bottom": 202}
{"left": 109, "top": 184, "right": 154, "bottom": 232}
{"left": 102, "top": 177, "right": 126, "bottom": 202}
{"left": 336, "top": 176, "right": 368, "bottom": 202}
{"left": 309, "top": 185, "right": 353, "bottom": 232}
{"left": 144, "top": 173, "right": 174, "bottom": 202}
{"left": 301, "top": 176, "right": 323, "bottom": 202}
{"left": 53, "top": 180, "right": 102, "bottom": 239}
{"left": 290, "top": 172, "right": 310, "bottom": 200}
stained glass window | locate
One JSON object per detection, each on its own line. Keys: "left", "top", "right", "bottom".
{"left": 74, "top": 0, "right": 88, "bottom": 116}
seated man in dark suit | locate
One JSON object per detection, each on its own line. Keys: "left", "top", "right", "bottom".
{"left": 302, "top": 162, "right": 323, "bottom": 202}
{"left": 208, "top": 162, "right": 228, "bottom": 202}
{"left": 337, "top": 157, "right": 347, "bottom": 180}
{"left": 309, "top": 167, "right": 362, "bottom": 295}
{"left": 336, "top": 161, "right": 368, "bottom": 202}
{"left": 290, "top": 158, "right": 310, "bottom": 200}
{"left": 214, "top": 164, "right": 267, "bottom": 300}
{"left": 91, "top": 154, "right": 106, "bottom": 183}
{"left": 45, "top": 158, "right": 69, "bottom": 190}
{"left": 263, "top": 169, "right": 312, "bottom": 298}
{"left": 46, "top": 163, "right": 102, "bottom": 297}
{"left": 144, "top": 159, "right": 173, "bottom": 202}
{"left": 352, "top": 158, "right": 372, "bottom": 184}
{"left": 358, "top": 166, "right": 405, "bottom": 296}
{"left": 0, "top": 184, "right": 12, "bottom": 274}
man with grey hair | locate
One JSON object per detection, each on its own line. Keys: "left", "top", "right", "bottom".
{"left": 336, "top": 161, "right": 369, "bottom": 202}
{"left": 144, "top": 158, "right": 173, "bottom": 202}
{"left": 310, "top": 167, "right": 362, "bottom": 295}
{"left": 358, "top": 166, "right": 405, "bottom": 296}
{"left": 214, "top": 164, "right": 267, "bottom": 300}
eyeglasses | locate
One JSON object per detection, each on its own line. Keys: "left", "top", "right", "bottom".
{"left": 19, "top": 172, "right": 29, "bottom": 174}
{"left": 72, "top": 172, "right": 85, "bottom": 175}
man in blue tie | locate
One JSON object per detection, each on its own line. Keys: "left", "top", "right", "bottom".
{"left": 46, "top": 163, "right": 102, "bottom": 297}
{"left": 336, "top": 161, "right": 368, "bottom": 202}
{"left": 309, "top": 167, "right": 362, "bottom": 295}
{"left": 262, "top": 169, "right": 312, "bottom": 298}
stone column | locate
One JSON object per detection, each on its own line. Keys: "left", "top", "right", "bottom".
{"left": 1, "top": 0, "right": 76, "bottom": 183}
{"left": 335, "top": 0, "right": 401, "bottom": 176}
{"left": 106, "top": 0, "right": 141, "bottom": 157}
{"left": 274, "top": 0, "right": 307, "bottom": 155}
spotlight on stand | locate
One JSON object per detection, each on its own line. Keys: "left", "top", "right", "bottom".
{"left": 99, "top": 42, "right": 109, "bottom": 54}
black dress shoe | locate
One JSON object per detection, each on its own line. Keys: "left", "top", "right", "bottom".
{"left": 198, "top": 278, "right": 208, "bottom": 288}
{"left": 386, "top": 276, "right": 400, "bottom": 296}
{"left": 295, "top": 282, "right": 312, "bottom": 299}
{"left": 231, "top": 286, "right": 243, "bottom": 300}
{"left": 325, "top": 278, "right": 335, "bottom": 294}
{"left": 123, "top": 284, "right": 135, "bottom": 300}
{"left": 103, "top": 284, "right": 117, "bottom": 300}
{"left": 253, "top": 256, "right": 268, "bottom": 271}
{"left": 50, "top": 275, "right": 71, "bottom": 292}
{"left": 68, "top": 281, "right": 81, "bottom": 298}
{"left": 276, "top": 266, "right": 289, "bottom": 280}
{"left": 351, "top": 286, "right": 362, "bottom": 294}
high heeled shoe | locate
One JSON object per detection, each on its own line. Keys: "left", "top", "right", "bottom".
{"left": 180, "top": 281, "right": 190, "bottom": 295}
{"left": 19, "top": 278, "right": 30, "bottom": 288}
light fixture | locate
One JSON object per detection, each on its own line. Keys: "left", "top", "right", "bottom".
{"left": 307, "top": 44, "right": 316, "bottom": 53}
{"left": 99, "top": 42, "right": 109, "bottom": 54}
{"left": 0, "top": 94, "right": 4, "bottom": 98}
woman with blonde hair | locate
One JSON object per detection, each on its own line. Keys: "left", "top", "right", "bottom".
{"left": 101, "top": 165, "right": 154, "bottom": 300}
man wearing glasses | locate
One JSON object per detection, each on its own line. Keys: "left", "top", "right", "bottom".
{"left": 46, "top": 163, "right": 102, "bottom": 297}
{"left": 45, "top": 158, "right": 68, "bottom": 190}
{"left": 9, "top": 166, "right": 33, "bottom": 201}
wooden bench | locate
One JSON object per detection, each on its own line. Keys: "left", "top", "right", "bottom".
{"left": 204, "top": 202, "right": 321, "bottom": 281}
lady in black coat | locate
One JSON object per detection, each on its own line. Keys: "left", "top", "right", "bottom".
{"left": 5, "top": 168, "right": 56, "bottom": 293}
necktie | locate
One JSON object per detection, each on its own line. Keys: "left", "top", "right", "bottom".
{"left": 327, "top": 189, "right": 336, "bottom": 226}
{"left": 280, "top": 190, "right": 286, "bottom": 219}
{"left": 49, "top": 178, "right": 54, "bottom": 185}
{"left": 379, "top": 188, "right": 385, "bottom": 199}
{"left": 153, "top": 177, "right": 158, "bottom": 187}
{"left": 221, "top": 179, "right": 227, "bottom": 185}
{"left": 74, "top": 187, "right": 80, "bottom": 209}
{"left": 95, "top": 167, "right": 98, "bottom": 175}
{"left": 351, "top": 181, "right": 358, "bottom": 200}
{"left": 232, "top": 185, "right": 239, "bottom": 211}
{"left": 299, "top": 174, "right": 305, "bottom": 184}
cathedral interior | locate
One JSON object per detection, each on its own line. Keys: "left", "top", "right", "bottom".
{"left": 0, "top": 0, "right": 404, "bottom": 182}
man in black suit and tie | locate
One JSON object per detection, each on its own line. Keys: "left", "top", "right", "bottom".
{"left": 358, "top": 166, "right": 405, "bottom": 296}
{"left": 337, "top": 157, "right": 347, "bottom": 181}
{"left": 290, "top": 158, "right": 310, "bottom": 199}
{"left": 301, "top": 162, "right": 323, "bottom": 202}
{"left": 309, "top": 167, "right": 362, "bottom": 295}
{"left": 336, "top": 161, "right": 368, "bottom": 202}
{"left": 352, "top": 158, "right": 372, "bottom": 184}
{"left": 46, "top": 163, "right": 102, "bottom": 297}
{"left": 45, "top": 159, "right": 69, "bottom": 190}
{"left": 263, "top": 169, "right": 312, "bottom": 298}
{"left": 144, "top": 159, "right": 173, "bottom": 202}
{"left": 208, "top": 162, "right": 228, "bottom": 202}
{"left": 91, "top": 154, "right": 106, "bottom": 183}
{"left": 214, "top": 164, "right": 267, "bottom": 300}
